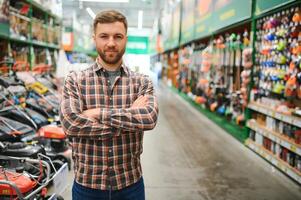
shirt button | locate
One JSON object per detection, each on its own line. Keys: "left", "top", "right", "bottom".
{"left": 109, "top": 149, "right": 112, "bottom": 153}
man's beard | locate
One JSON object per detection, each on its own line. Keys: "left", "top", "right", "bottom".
{"left": 98, "top": 47, "right": 126, "bottom": 65}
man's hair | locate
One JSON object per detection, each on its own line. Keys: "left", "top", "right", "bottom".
{"left": 93, "top": 10, "right": 128, "bottom": 32}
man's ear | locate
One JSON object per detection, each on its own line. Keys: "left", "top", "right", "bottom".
{"left": 92, "top": 33, "right": 96, "bottom": 42}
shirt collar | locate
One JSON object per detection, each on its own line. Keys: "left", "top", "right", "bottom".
{"left": 93, "top": 57, "right": 129, "bottom": 76}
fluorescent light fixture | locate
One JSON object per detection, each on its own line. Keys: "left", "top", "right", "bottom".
{"left": 138, "top": 10, "right": 143, "bottom": 29}
{"left": 86, "top": 7, "right": 96, "bottom": 19}
{"left": 80, "top": 0, "right": 129, "bottom": 2}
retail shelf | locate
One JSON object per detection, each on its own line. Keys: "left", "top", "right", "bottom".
{"left": 171, "top": 86, "right": 248, "bottom": 143}
{"left": 248, "top": 102, "right": 301, "bottom": 128}
{"left": 4, "top": 37, "right": 59, "bottom": 49}
{"left": 9, "top": 36, "right": 32, "bottom": 45}
{"left": 247, "top": 120, "right": 301, "bottom": 156}
{"left": 10, "top": 11, "right": 31, "bottom": 22}
{"left": 26, "top": 0, "right": 61, "bottom": 20}
{"left": 32, "top": 40, "right": 59, "bottom": 49}
{"left": 245, "top": 139, "right": 301, "bottom": 184}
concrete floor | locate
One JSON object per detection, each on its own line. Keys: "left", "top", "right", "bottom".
{"left": 58, "top": 83, "right": 301, "bottom": 200}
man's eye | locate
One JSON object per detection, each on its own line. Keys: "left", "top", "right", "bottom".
{"left": 100, "top": 35, "right": 108, "bottom": 39}
{"left": 115, "top": 35, "right": 123, "bottom": 40}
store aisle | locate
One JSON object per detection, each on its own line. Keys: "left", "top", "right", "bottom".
{"left": 60, "top": 82, "right": 301, "bottom": 200}
{"left": 141, "top": 83, "right": 301, "bottom": 200}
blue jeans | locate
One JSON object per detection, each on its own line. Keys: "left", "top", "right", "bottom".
{"left": 72, "top": 178, "right": 145, "bottom": 200}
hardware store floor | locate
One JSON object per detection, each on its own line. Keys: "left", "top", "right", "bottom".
{"left": 59, "top": 83, "right": 301, "bottom": 200}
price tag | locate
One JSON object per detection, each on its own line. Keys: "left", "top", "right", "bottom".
{"left": 53, "top": 163, "right": 69, "bottom": 195}
{"left": 275, "top": 137, "right": 280, "bottom": 144}
{"left": 290, "top": 145, "right": 297, "bottom": 153}
{"left": 265, "top": 132, "right": 270, "bottom": 138}
{"left": 277, "top": 163, "right": 286, "bottom": 172}
{"left": 283, "top": 116, "right": 292, "bottom": 124}
{"left": 294, "top": 119, "right": 301, "bottom": 128}
{"left": 275, "top": 113, "right": 281, "bottom": 120}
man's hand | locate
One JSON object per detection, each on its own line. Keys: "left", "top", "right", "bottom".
{"left": 82, "top": 108, "right": 100, "bottom": 120}
{"left": 132, "top": 95, "right": 149, "bottom": 108}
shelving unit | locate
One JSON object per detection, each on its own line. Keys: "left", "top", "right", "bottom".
{"left": 246, "top": 0, "right": 301, "bottom": 184}
{"left": 155, "top": 0, "right": 260, "bottom": 145}
{"left": 0, "top": 0, "right": 62, "bottom": 71}
{"left": 246, "top": 139, "right": 301, "bottom": 184}
{"left": 152, "top": 0, "right": 301, "bottom": 184}
{"left": 248, "top": 102, "right": 301, "bottom": 128}
{"left": 247, "top": 120, "right": 301, "bottom": 155}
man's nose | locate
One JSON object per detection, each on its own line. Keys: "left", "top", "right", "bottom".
{"left": 107, "top": 37, "right": 116, "bottom": 47}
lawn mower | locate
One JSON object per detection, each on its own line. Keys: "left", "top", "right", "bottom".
{"left": 0, "top": 94, "right": 71, "bottom": 170}
{"left": 0, "top": 60, "right": 59, "bottom": 124}
{"left": 0, "top": 116, "right": 36, "bottom": 143}
{"left": 16, "top": 72, "right": 60, "bottom": 111}
{"left": 0, "top": 74, "right": 58, "bottom": 124}
{"left": 0, "top": 154, "right": 65, "bottom": 200}
{"left": 0, "top": 90, "right": 70, "bottom": 169}
{"left": 0, "top": 61, "right": 71, "bottom": 170}
{"left": 36, "top": 126, "right": 71, "bottom": 170}
{"left": 0, "top": 86, "right": 48, "bottom": 130}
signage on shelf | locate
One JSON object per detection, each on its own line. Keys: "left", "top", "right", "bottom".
{"left": 194, "top": 0, "right": 251, "bottom": 40}
{"left": 212, "top": 0, "right": 252, "bottom": 31}
{"left": 194, "top": 0, "right": 214, "bottom": 39}
{"left": 255, "top": 0, "right": 296, "bottom": 16}
{"left": 163, "top": 2, "right": 181, "bottom": 51}
{"left": 180, "top": 0, "right": 195, "bottom": 45}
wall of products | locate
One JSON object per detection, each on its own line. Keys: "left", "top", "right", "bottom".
{"left": 0, "top": 0, "right": 62, "bottom": 73}
{"left": 154, "top": 0, "right": 301, "bottom": 184}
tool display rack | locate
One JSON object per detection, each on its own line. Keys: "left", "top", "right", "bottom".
{"left": 245, "top": 1, "right": 301, "bottom": 184}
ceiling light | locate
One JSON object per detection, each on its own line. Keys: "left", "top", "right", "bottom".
{"left": 86, "top": 7, "right": 96, "bottom": 19}
{"left": 138, "top": 10, "right": 143, "bottom": 29}
{"left": 80, "top": 0, "right": 129, "bottom": 2}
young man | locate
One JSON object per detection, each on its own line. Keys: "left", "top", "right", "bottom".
{"left": 59, "top": 10, "right": 158, "bottom": 200}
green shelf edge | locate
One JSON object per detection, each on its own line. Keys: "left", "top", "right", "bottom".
{"left": 170, "top": 86, "right": 249, "bottom": 143}
{"left": 254, "top": 0, "right": 297, "bottom": 18}
{"left": 31, "top": 40, "right": 59, "bottom": 49}
{"left": 26, "top": 0, "right": 61, "bottom": 20}
{"left": 2, "top": 36, "right": 60, "bottom": 49}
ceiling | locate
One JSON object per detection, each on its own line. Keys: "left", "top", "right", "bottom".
{"left": 62, "top": 0, "right": 165, "bottom": 33}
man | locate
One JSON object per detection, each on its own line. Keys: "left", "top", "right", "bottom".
{"left": 59, "top": 10, "right": 158, "bottom": 200}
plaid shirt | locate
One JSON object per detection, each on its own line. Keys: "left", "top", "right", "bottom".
{"left": 59, "top": 60, "right": 158, "bottom": 190}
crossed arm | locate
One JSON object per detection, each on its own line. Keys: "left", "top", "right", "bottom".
{"left": 59, "top": 72, "right": 159, "bottom": 140}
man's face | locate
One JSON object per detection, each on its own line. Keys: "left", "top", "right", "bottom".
{"left": 93, "top": 22, "right": 127, "bottom": 65}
